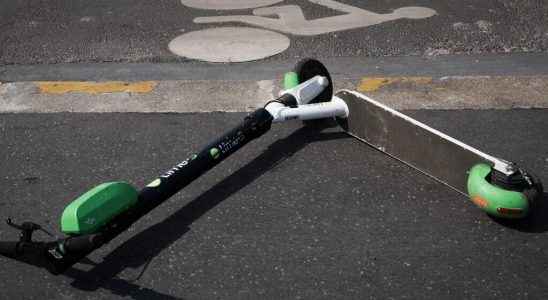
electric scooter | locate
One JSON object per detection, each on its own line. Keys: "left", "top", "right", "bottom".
{"left": 1, "top": 59, "right": 543, "bottom": 276}
{"left": 0, "top": 59, "right": 349, "bottom": 275}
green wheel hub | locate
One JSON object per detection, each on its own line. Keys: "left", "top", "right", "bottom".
{"left": 284, "top": 71, "right": 299, "bottom": 90}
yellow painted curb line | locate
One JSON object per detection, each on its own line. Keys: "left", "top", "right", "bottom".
{"left": 358, "top": 77, "right": 432, "bottom": 92}
{"left": 34, "top": 81, "right": 158, "bottom": 94}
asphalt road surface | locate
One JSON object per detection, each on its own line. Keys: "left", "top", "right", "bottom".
{"left": 0, "top": 111, "right": 547, "bottom": 299}
{"left": 1, "top": 0, "right": 547, "bottom": 299}
{"left": 1, "top": 0, "right": 547, "bottom": 64}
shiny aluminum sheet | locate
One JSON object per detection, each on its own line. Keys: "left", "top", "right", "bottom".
{"left": 336, "top": 90, "right": 492, "bottom": 195}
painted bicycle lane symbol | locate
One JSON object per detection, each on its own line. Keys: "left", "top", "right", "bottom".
{"left": 169, "top": 0, "right": 436, "bottom": 62}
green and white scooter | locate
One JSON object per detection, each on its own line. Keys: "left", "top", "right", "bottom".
{"left": 0, "top": 59, "right": 543, "bottom": 276}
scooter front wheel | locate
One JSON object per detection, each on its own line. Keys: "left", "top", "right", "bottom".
{"left": 284, "top": 58, "right": 333, "bottom": 104}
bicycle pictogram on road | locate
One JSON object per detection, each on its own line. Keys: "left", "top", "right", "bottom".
{"left": 169, "top": 0, "right": 436, "bottom": 62}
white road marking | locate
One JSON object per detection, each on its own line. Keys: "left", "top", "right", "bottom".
{"left": 172, "top": 0, "right": 436, "bottom": 62}
{"left": 168, "top": 27, "right": 290, "bottom": 63}
{"left": 195, "top": 3, "right": 436, "bottom": 36}
{"left": 181, "top": 0, "right": 282, "bottom": 10}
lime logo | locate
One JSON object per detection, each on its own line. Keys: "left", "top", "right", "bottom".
{"left": 238, "top": 131, "right": 245, "bottom": 141}
{"left": 161, "top": 154, "right": 199, "bottom": 179}
{"left": 84, "top": 218, "right": 96, "bottom": 225}
{"left": 210, "top": 148, "right": 220, "bottom": 159}
{"left": 147, "top": 178, "right": 162, "bottom": 188}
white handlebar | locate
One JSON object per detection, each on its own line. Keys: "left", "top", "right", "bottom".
{"left": 266, "top": 96, "right": 349, "bottom": 124}
{"left": 279, "top": 75, "right": 330, "bottom": 105}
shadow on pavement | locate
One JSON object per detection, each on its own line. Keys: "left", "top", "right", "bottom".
{"left": 65, "top": 118, "right": 348, "bottom": 298}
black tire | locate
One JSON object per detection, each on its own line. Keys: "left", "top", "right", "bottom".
{"left": 0, "top": 241, "right": 18, "bottom": 256}
{"left": 523, "top": 170, "right": 544, "bottom": 204}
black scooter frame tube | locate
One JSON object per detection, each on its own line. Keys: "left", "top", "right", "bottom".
{"left": 105, "top": 108, "right": 274, "bottom": 241}
{"left": 4, "top": 108, "right": 275, "bottom": 275}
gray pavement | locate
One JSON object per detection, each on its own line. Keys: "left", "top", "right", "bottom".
{"left": 1, "top": 0, "right": 547, "bottom": 64}
{"left": 0, "top": 111, "right": 547, "bottom": 299}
